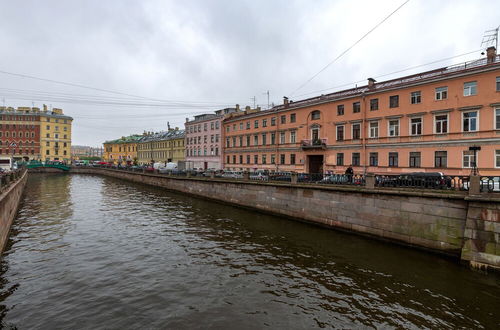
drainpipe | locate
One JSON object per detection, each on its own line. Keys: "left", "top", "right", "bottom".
{"left": 362, "top": 92, "right": 367, "bottom": 176}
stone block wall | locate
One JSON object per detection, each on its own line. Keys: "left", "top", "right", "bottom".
{"left": 0, "top": 170, "right": 27, "bottom": 253}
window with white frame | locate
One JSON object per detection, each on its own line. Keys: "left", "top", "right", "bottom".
{"left": 290, "top": 131, "right": 296, "bottom": 143}
{"left": 495, "top": 108, "right": 500, "bottom": 130}
{"left": 435, "top": 87, "right": 448, "bottom": 100}
{"left": 463, "top": 150, "right": 475, "bottom": 168}
{"left": 496, "top": 150, "right": 500, "bottom": 168}
{"left": 280, "top": 132, "right": 285, "bottom": 144}
{"left": 410, "top": 91, "right": 421, "bottom": 104}
{"left": 369, "top": 121, "right": 379, "bottom": 138}
{"left": 463, "top": 81, "right": 477, "bottom": 96}
{"left": 497, "top": 77, "right": 500, "bottom": 91}
{"left": 410, "top": 117, "right": 422, "bottom": 135}
{"left": 336, "top": 125, "right": 344, "bottom": 141}
{"left": 435, "top": 114, "right": 448, "bottom": 134}
{"left": 462, "top": 111, "right": 478, "bottom": 132}
{"left": 388, "top": 120, "right": 399, "bottom": 137}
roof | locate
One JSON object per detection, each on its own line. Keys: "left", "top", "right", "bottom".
{"left": 0, "top": 108, "right": 73, "bottom": 121}
{"left": 139, "top": 129, "right": 185, "bottom": 143}
{"left": 225, "top": 54, "right": 500, "bottom": 122}
{"left": 103, "top": 134, "right": 143, "bottom": 145}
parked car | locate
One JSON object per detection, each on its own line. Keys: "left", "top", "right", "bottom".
{"left": 221, "top": 171, "right": 243, "bottom": 179}
{"left": 250, "top": 170, "right": 269, "bottom": 181}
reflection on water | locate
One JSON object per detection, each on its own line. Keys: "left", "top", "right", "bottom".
{"left": 0, "top": 174, "right": 499, "bottom": 329}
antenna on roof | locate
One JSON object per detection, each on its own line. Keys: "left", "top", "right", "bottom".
{"left": 481, "top": 25, "right": 499, "bottom": 50}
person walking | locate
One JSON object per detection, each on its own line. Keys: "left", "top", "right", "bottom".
{"left": 345, "top": 165, "right": 354, "bottom": 183}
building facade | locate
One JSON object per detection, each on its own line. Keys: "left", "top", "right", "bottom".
{"left": 71, "top": 145, "right": 104, "bottom": 160}
{"left": 137, "top": 128, "right": 185, "bottom": 165}
{"left": 0, "top": 105, "right": 73, "bottom": 162}
{"left": 223, "top": 47, "right": 500, "bottom": 176}
{"left": 184, "top": 108, "right": 237, "bottom": 170}
{"left": 103, "top": 135, "right": 142, "bottom": 164}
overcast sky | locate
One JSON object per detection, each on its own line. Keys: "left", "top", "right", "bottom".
{"left": 0, "top": 0, "right": 499, "bottom": 146}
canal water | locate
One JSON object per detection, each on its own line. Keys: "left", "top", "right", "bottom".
{"left": 0, "top": 174, "right": 499, "bottom": 329}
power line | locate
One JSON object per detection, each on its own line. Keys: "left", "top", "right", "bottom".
{"left": 293, "top": 48, "right": 483, "bottom": 98}
{"left": 289, "top": 0, "right": 411, "bottom": 97}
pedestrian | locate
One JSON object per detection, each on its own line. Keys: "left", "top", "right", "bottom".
{"left": 345, "top": 165, "right": 354, "bottom": 183}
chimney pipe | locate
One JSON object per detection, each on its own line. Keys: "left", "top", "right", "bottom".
{"left": 283, "top": 96, "right": 289, "bottom": 108}
{"left": 368, "top": 78, "right": 376, "bottom": 88}
{"left": 235, "top": 104, "right": 240, "bottom": 111}
{"left": 486, "top": 46, "right": 497, "bottom": 64}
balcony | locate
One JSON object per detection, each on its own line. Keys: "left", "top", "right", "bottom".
{"left": 301, "top": 139, "right": 327, "bottom": 150}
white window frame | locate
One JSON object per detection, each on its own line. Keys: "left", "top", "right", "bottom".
{"left": 462, "top": 110, "right": 479, "bottom": 132}
{"left": 388, "top": 119, "right": 400, "bottom": 137}
{"left": 279, "top": 131, "right": 286, "bottom": 144}
{"left": 494, "top": 108, "right": 500, "bottom": 130}
{"left": 369, "top": 121, "right": 379, "bottom": 138}
{"left": 311, "top": 127, "right": 320, "bottom": 141}
{"left": 290, "top": 131, "right": 296, "bottom": 143}
{"left": 434, "top": 114, "right": 448, "bottom": 134}
{"left": 435, "top": 86, "right": 448, "bottom": 100}
{"left": 410, "top": 91, "right": 421, "bottom": 104}
{"left": 351, "top": 123, "right": 361, "bottom": 140}
{"left": 496, "top": 150, "right": 500, "bottom": 168}
{"left": 409, "top": 117, "right": 422, "bottom": 136}
{"left": 463, "top": 81, "right": 477, "bottom": 96}
{"left": 336, "top": 125, "right": 345, "bottom": 141}
{"left": 462, "top": 150, "right": 475, "bottom": 168}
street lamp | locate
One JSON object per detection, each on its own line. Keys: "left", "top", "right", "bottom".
{"left": 469, "top": 145, "right": 481, "bottom": 176}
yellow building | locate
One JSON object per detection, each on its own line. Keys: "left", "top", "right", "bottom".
{"left": 103, "top": 134, "right": 142, "bottom": 164}
{"left": 137, "top": 128, "right": 185, "bottom": 165}
{"left": 39, "top": 106, "right": 73, "bottom": 162}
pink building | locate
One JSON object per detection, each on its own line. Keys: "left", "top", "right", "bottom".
{"left": 185, "top": 108, "right": 237, "bottom": 170}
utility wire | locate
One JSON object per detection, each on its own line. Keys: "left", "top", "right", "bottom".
{"left": 293, "top": 48, "right": 483, "bottom": 98}
{"left": 289, "top": 0, "right": 411, "bottom": 97}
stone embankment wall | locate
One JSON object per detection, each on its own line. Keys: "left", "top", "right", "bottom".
{"left": 0, "top": 169, "right": 27, "bottom": 253}
{"left": 68, "top": 168, "right": 499, "bottom": 272}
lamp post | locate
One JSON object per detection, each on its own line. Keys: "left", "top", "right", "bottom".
{"left": 469, "top": 145, "right": 481, "bottom": 176}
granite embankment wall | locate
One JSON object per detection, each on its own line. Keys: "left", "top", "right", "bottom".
{"left": 68, "top": 168, "right": 500, "bottom": 272}
{"left": 0, "top": 169, "right": 27, "bottom": 253}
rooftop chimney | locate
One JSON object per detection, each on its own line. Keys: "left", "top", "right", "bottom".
{"left": 235, "top": 104, "right": 240, "bottom": 111}
{"left": 185, "top": 117, "right": 189, "bottom": 123}
{"left": 368, "top": 78, "right": 376, "bottom": 89}
{"left": 167, "top": 121, "right": 171, "bottom": 130}
{"left": 486, "top": 46, "right": 497, "bottom": 64}
{"left": 283, "top": 96, "right": 289, "bottom": 108}
{"left": 43, "top": 104, "right": 47, "bottom": 111}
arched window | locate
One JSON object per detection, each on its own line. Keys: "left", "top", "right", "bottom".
{"left": 311, "top": 110, "right": 321, "bottom": 120}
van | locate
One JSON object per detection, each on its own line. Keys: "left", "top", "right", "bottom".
{"left": 0, "top": 157, "right": 13, "bottom": 171}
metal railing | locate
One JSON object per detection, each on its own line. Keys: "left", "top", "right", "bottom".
{"left": 375, "top": 174, "right": 470, "bottom": 190}
{"left": 479, "top": 176, "right": 500, "bottom": 192}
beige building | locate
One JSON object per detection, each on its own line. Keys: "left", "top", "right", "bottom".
{"left": 137, "top": 128, "right": 185, "bottom": 165}
{"left": 38, "top": 106, "right": 73, "bottom": 162}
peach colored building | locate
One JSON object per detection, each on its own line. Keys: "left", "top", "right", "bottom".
{"left": 223, "top": 47, "right": 500, "bottom": 176}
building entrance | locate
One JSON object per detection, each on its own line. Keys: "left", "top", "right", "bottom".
{"left": 308, "top": 155, "right": 324, "bottom": 173}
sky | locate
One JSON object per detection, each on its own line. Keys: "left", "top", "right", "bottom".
{"left": 0, "top": 0, "right": 499, "bottom": 147}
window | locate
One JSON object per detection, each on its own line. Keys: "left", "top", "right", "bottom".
{"left": 410, "top": 91, "right": 421, "bottom": 104}
{"left": 254, "top": 155, "right": 258, "bottom": 164}
{"left": 262, "top": 119, "right": 267, "bottom": 127}
{"left": 233, "top": 155, "right": 236, "bottom": 164}
{"left": 262, "top": 154, "right": 267, "bottom": 164}
{"left": 271, "top": 117, "right": 276, "bottom": 126}
{"left": 409, "top": 152, "right": 421, "bottom": 168}
{"left": 290, "top": 113, "right": 296, "bottom": 123}
{"left": 388, "top": 152, "right": 398, "bottom": 167}
{"left": 239, "top": 136, "right": 243, "bottom": 146}
{"left": 496, "top": 77, "right": 500, "bottom": 91}
{"left": 280, "top": 154, "right": 285, "bottom": 164}
{"left": 336, "top": 125, "right": 344, "bottom": 141}
{"left": 246, "top": 155, "right": 250, "bottom": 164}
{"left": 290, "top": 154, "right": 296, "bottom": 165}
{"left": 262, "top": 133, "right": 267, "bottom": 145}
{"left": 215, "top": 121, "right": 220, "bottom": 129}
{"left": 370, "top": 98, "right": 379, "bottom": 111}
{"left": 246, "top": 122, "right": 250, "bottom": 129}
{"left": 204, "top": 123, "right": 208, "bottom": 131}
{"left": 254, "top": 135, "right": 258, "bottom": 145}
{"left": 435, "top": 114, "right": 448, "bottom": 134}
{"left": 311, "top": 110, "right": 320, "bottom": 120}
{"left": 463, "top": 150, "right": 475, "bottom": 168}
{"left": 337, "top": 153, "right": 344, "bottom": 166}
{"left": 352, "top": 123, "right": 361, "bottom": 140}
{"left": 254, "top": 120, "right": 259, "bottom": 128}
{"left": 239, "top": 123, "right": 243, "bottom": 130}
{"left": 271, "top": 154, "right": 275, "bottom": 164}
{"left": 353, "top": 102, "right": 360, "bottom": 113}
{"left": 435, "top": 87, "right": 448, "bottom": 100}
{"left": 388, "top": 120, "right": 399, "bottom": 137}
{"left": 496, "top": 109, "right": 500, "bottom": 130}
{"left": 311, "top": 127, "right": 319, "bottom": 141}
{"left": 239, "top": 155, "right": 243, "bottom": 164}
{"left": 271, "top": 133, "right": 276, "bottom": 145}
{"left": 435, "top": 151, "right": 447, "bottom": 168}
{"left": 46, "top": 125, "right": 50, "bottom": 130}
{"left": 226, "top": 126, "right": 230, "bottom": 133}
{"left": 280, "top": 115, "right": 286, "bottom": 124}
{"left": 352, "top": 153, "right": 360, "bottom": 166}
{"left": 226, "top": 138, "right": 230, "bottom": 148}
{"left": 369, "top": 121, "right": 379, "bottom": 138}
{"left": 462, "top": 111, "right": 478, "bottom": 132}
{"left": 410, "top": 117, "right": 422, "bottom": 135}
{"left": 280, "top": 132, "right": 285, "bottom": 144}
{"left": 463, "top": 81, "right": 477, "bottom": 96}
{"left": 233, "top": 124, "right": 236, "bottom": 131}
{"left": 389, "top": 95, "right": 399, "bottom": 108}
{"left": 496, "top": 150, "right": 500, "bottom": 168}
{"left": 337, "top": 105, "right": 344, "bottom": 116}
{"left": 290, "top": 131, "right": 296, "bottom": 143}
{"left": 246, "top": 135, "right": 250, "bottom": 146}
{"left": 211, "top": 122, "right": 214, "bottom": 130}
{"left": 369, "top": 152, "right": 378, "bottom": 166}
